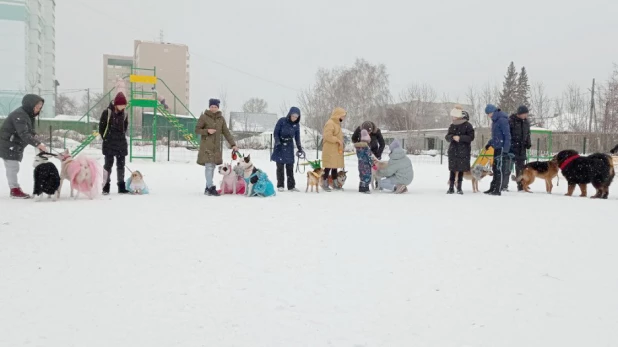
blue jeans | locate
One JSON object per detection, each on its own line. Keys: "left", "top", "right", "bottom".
{"left": 380, "top": 177, "right": 396, "bottom": 191}
{"left": 204, "top": 163, "right": 216, "bottom": 188}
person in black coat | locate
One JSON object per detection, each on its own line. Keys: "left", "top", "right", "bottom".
{"left": 502, "top": 105, "right": 531, "bottom": 192}
{"left": 99, "top": 92, "right": 129, "bottom": 195}
{"left": 445, "top": 106, "right": 475, "bottom": 194}
{"left": 351, "top": 121, "right": 385, "bottom": 159}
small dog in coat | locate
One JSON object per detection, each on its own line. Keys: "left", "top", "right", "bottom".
{"left": 217, "top": 163, "right": 246, "bottom": 195}
{"left": 126, "top": 170, "right": 149, "bottom": 194}
{"left": 32, "top": 151, "right": 61, "bottom": 201}
{"left": 237, "top": 154, "right": 276, "bottom": 197}
{"left": 57, "top": 149, "right": 101, "bottom": 200}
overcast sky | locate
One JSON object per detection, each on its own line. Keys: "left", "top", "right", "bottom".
{"left": 2, "top": 0, "right": 618, "bottom": 115}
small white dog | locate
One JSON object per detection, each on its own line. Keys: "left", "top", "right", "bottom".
{"left": 57, "top": 149, "right": 101, "bottom": 200}
{"left": 218, "top": 163, "right": 245, "bottom": 195}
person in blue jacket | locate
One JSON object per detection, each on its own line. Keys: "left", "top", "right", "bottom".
{"left": 270, "top": 107, "right": 304, "bottom": 192}
{"left": 484, "top": 104, "right": 512, "bottom": 196}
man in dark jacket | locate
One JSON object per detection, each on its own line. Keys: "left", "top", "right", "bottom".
{"left": 270, "top": 107, "right": 304, "bottom": 192}
{"left": 352, "top": 121, "right": 385, "bottom": 159}
{"left": 502, "top": 105, "right": 531, "bottom": 192}
{"left": 99, "top": 92, "right": 130, "bottom": 195}
{"left": 484, "top": 104, "right": 512, "bottom": 196}
{"left": 0, "top": 94, "right": 47, "bottom": 198}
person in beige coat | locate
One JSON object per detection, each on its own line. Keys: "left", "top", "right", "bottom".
{"left": 321, "top": 107, "right": 347, "bottom": 191}
{"left": 195, "top": 98, "right": 237, "bottom": 196}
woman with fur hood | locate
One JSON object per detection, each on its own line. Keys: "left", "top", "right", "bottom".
{"left": 321, "top": 107, "right": 347, "bottom": 192}
{"left": 352, "top": 121, "right": 385, "bottom": 160}
{"left": 445, "top": 105, "right": 475, "bottom": 194}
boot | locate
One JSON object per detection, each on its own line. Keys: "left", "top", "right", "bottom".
{"left": 359, "top": 183, "right": 370, "bottom": 194}
{"left": 10, "top": 187, "right": 30, "bottom": 199}
{"left": 209, "top": 186, "right": 220, "bottom": 197}
{"left": 447, "top": 181, "right": 455, "bottom": 194}
{"left": 395, "top": 185, "right": 408, "bottom": 194}
{"left": 102, "top": 182, "right": 110, "bottom": 195}
{"left": 456, "top": 181, "right": 463, "bottom": 195}
{"left": 322, "top": 177, "right": 332, "bottom": 192}
{"left": 118, "top": 182, "right": 130, "bottom": 194}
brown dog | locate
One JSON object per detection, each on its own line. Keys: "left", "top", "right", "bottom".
{"left": 450, "top": 163, "right": 493, "bottom": 193}
{"left": 306, "top": 168, "right": 324, "bottom": 193}
{"left": 511, "top": 160, "right": 559, "bottom": 193}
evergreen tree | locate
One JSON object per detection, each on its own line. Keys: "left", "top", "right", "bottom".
{"left": 499, "top": 62, "right": 518, "bottom": 114}
{"left": 515, "top": 67, "right": 531, "bottom": 109}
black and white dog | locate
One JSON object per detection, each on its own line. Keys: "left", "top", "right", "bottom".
{"left": 33, "top": 151, "right": 61, "bottom": 201}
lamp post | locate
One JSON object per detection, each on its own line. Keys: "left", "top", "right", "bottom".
{"left": 54, "top": 79, "right": 60, "bottom": 117}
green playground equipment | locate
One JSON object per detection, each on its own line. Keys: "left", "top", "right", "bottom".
{"left": 65, "top": 66, "right": 198, "bottom": 161}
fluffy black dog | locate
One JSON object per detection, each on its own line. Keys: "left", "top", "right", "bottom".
{"left": 33, "top": 152, "right": 61, "bottom": 200}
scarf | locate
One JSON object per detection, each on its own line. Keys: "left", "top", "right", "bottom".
{"left": 452, "top": 119, "right": 466, "bottom": 126}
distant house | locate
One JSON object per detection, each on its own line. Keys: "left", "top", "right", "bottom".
{"left": 229, "top": 112, "right": 278, "bottom": 133}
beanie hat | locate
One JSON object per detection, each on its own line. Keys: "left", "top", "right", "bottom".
{"left": 450, "top": 105, "right": 464, "bottom": 119}
{"left": 361, "top": 121, "right": 374, "bottom": 133}
{"left": 114, "top": 92, "right": 127, "bottom": 106}
{"left": 485, "top": 104, "right": 497, "bottom": 114}
{"left": 360, "top": 129, "right": 371, "bottom": 142}
{"left": 517, "top": 105, "right": 529, "bottom": 115}
{"left": 389, "top": 140, "right": 401, "bottom": 152}
{"left": 209, "top": 98, "right": 220, "bottom": 108}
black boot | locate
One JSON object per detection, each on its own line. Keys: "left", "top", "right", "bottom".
{"left": 209, "top": 186, "right": 220, "bottom": 197}
{"left": 102, "top": 182, "right": 110, "bottom": 195}
{"left": 118, "top": 182, "right": 129, "bottom": 194}
{"left": 447, "top": 181, "right": 455, "bottom": 194}
{"left": 359, "top": 183, "right": 370, "bottom": 194}
{"left": 456, "top": 181, "right": 463, "bottom": 195}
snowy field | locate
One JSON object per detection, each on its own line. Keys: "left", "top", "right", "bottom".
{"left": 1, "top": 147, "right": 617, "bottom": 347}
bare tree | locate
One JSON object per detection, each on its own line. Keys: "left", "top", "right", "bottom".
{"left": 398, "top": 83, "right": 439, "bottom": 129}
{"left": 55, "top": 94, "right": 79, "bottom": 115}
{"left": 242, "top": 98, "right": 268, "bottom": 113}
{"left": 597, "top": 65, "right": 618, "bottom": 134}
{"left": 529, "top": 82, "right": 554, "bottom": 128}
{"left": 465, "top": 86, "right": 483, "bottom": 128}
{"left": 77, "top": 91, "right": 107, "bottom": 120}
{"left": 555, "top": 84, "right": 588, "bottom": 132}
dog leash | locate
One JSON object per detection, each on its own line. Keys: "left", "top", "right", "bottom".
{"left": 295, "top": 150, "right": 306, "bottom": 174}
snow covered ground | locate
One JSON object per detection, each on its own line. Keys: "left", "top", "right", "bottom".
{"left": 1, "top": 148, "right": 617, "bottom": 346}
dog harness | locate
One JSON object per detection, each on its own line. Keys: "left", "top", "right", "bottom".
{"left": 559, "top": 154, "right": 580, "bottom": 170}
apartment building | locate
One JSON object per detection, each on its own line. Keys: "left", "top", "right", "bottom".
{"left": 133, "top": 40, "right": 190, "bottom": 107}
{"left": 103, "top": 54, "right": 133, "bottom": 95}
{"left": 0, "top": 0, "right": 56, "bottom": 118}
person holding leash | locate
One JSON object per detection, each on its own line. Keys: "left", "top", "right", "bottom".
{"left": 271, "top": 107, "right": 304, "bottom": 192}
{"left": 100, "top": 92, "right": 130, "bottom": 195}
{"left": 502, "top": 105, "right": 531, "bottom": 192}
{"left": 0, "top": 94, "right": 47, "bottom": 199}
{"left": 196, "top": 98, "right": 238, "bottom": 196}
{"left": 484, "top": 104, "right": 512, "bottom": 196}
{"left": 321, "top": 107, "right": 347, "bottom": 192}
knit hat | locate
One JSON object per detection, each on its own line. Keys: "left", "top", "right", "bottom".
{"left": 485, "top": 104, "right": 497, "bottom": 114}
{"left": 114, "top": 92, "right": 127, "bottom": 106}
{"left": 360, "top": 129, "right": 371, "bottom": 142}
{"left": 517, "top": 105, "right": 529, "bottom": 115}
{"left": 209, "top": 98, "right": 220, "bottom": 108}
{"left": 389, "top": 140, "right": 401, "bottom": 152}
{"left": 450, "top": 105, "right": 464, "bottom": 118}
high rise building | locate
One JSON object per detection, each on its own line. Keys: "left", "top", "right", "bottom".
{"left": 133, "top": 40, "right": 190, "bottom": 107}
{"left": 0, "top": 0, "right": 56, "bottom": 118}
{"left": 103, "top": 54, "right": 133, "bottom": 95}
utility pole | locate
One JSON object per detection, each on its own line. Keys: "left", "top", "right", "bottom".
{"left": 54, "top": 80, "right": 59, "bottom": 117}
{"left": 588, "top": 78, "right": 595, "bottom": 133}
{"left": 87, "top": 88, "right": 90, "bottom": 125}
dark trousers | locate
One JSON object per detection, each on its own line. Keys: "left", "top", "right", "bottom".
{"left": 104, "top": 155, "right": 126, "bottom": 185}
{"left": 449, "top": 171, "right": 464, "bottom": 188}
{"left": 488, "top": 154, "right": 510, "bottom": 193}
{"left": 322, "top": 168, "right": 338, "bottom": 181}
{"left": 502, "top": 158, "right": 525, "bottom": 190}
{"left": 276, "top": 163, "right": 295, "bottom": 189}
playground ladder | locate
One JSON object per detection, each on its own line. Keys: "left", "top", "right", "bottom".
{"left": 71, "top": 131, "right": 99, "bottom": 157}
{"left": 157, "top": 106, "right": 199, "bottom": 148}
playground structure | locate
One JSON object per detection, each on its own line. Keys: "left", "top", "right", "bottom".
{"left": 63, "top": 66, "right": 199, "bottom": 162}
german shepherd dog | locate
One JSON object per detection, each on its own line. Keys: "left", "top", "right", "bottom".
{"left": 511, "top": 160, "right": 559, "bottom": 193}
{"left": 554, "top": 149, "right": 615, "bottom": 199}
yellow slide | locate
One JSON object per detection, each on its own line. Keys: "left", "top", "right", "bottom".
{"left": 473, "top": 147, "right": 494, "bottom": 167}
